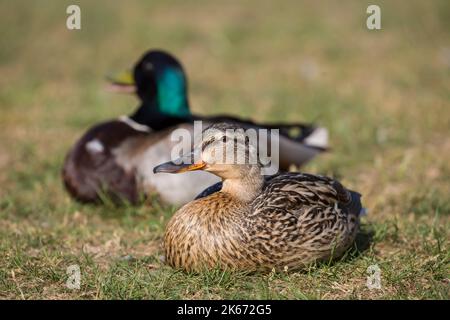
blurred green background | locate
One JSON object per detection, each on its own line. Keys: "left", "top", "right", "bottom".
{"left": 0, "top": 0, "right": 448, "bottom": 299}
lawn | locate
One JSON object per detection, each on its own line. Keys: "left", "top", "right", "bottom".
{"left": 0, "top": 0, "right": 449, "bottom": 299}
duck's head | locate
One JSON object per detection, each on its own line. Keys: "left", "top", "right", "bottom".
{"left": 153, "top": 123, "right": 263, "bottom": 181}
{"left": 108, "top": 50, "right": 190, "bottom": 118}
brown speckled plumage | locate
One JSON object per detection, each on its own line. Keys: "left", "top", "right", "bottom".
{"left": 160, "top": 123, "right": 363, "bottom": 272}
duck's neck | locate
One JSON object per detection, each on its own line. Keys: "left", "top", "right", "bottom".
{"left": 130, "top": 100, "right": 192, "bottom": 131}
{"left": 221, "top": 166, "right": 264, "bottom": 203}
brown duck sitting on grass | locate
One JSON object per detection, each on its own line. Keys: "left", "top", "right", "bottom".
{"left": 154, "top": 123, "right": 364, "bottom": 272}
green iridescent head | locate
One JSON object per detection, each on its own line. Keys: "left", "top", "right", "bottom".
{"left": 109, "top": 50, "right": 191, "bottom": 118}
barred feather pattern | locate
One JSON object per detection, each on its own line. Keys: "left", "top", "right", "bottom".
{"left": 164, "top": 172, "right": 362, "bottom": 272}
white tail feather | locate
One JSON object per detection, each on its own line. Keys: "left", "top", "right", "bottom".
{"left": 303, "top": 126, "right": 328, "bottom": 149}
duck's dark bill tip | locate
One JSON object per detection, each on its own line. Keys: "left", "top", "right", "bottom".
{"left": 153, "top": 161, "right": 206, "bottom": 174}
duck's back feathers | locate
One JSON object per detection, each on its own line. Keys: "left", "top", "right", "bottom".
{"left": 196, "top": 173, "right": 362, "bottom": 217}
{"left": 255, "top": 173, "right": 362, "bottom": 217}
{"left": 62, "top": 120, "right": 148, "bottom": 204}
{"left": 248, "top": 173, "right": 362, "bottom": 266}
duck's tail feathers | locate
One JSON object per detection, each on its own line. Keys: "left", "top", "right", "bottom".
{"left": 301, "top": 126, "right": 329, "bottom": 150}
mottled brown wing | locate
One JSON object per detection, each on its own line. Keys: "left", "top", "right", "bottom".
{"left": 251, "top": 172, "right": 362, "bottom": 218}
{"left": 248, "top": 173, "right": 362, "bottom": 267}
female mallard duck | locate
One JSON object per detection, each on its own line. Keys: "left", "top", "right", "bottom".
{"left": 154, "top": 123, "right": 363, "bottom": 272}
{"left": 63, "top": 50, "right": 328, "bottom": 205}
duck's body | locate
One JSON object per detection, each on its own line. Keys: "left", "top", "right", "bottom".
{"left": 155, "top": 123, "right": 363, "bottom": 272}
{"left": 164, "top": 173, "right": 362, "bottom": 271}
{"left": 63, "top": 50, "right": 328, "bottom": 205}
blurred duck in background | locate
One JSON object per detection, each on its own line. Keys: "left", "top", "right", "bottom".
{"left": 62, "top": 50, "right": 329, "bottom": 206}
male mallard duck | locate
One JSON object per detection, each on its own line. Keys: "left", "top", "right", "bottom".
{"left": 154, "top": 123, "right": 363, "bottom": 272}
{"left": 63, "top": 50, "right": 328, "bottom": 205}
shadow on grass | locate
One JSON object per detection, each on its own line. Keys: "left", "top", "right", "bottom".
{"left": 341, "top": 223, "right": 375, "bottom": 263}
{"left": 355, "top": 225, "right": 374, "bottom": 253}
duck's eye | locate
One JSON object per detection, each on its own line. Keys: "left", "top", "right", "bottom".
{"left": 222, "top": 136, "right": 227, "bottom": 143}
{"left": 143, "top": 62, "right": 153, "bottom": 72}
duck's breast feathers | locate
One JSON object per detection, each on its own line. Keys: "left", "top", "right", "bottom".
{"left": 62, "top": 119, "right": 149, "bottom": 204}
{"left": 255, "top": 173, "right": 363, "bottom": 217}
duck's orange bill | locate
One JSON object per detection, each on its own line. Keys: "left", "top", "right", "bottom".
{"left": 153, "top": 160, "right": 206, "bottom": 174}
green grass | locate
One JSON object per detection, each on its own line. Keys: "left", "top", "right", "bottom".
{"left": 0, "top": 0, "right": 449, "bottom": 299}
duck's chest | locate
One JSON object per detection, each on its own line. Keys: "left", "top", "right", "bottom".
{"left": 163, "top": 194, "right": 255, "bottom": 271}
